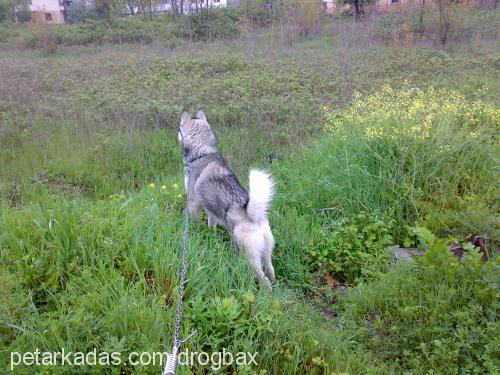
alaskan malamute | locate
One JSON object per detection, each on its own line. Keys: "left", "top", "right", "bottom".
{"left": 178, "top": 110, "right": 276, "bottom": 289}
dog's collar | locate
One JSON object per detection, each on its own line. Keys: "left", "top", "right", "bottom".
{"left": 185, "top": 152, "right": 217, "bottom": 166}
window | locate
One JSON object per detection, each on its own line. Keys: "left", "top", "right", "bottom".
{"left": 45, "top": 12, "right": 52, "bottom": 21}
{"left": 391, "top": 0, "right": 400, "bottom": 3}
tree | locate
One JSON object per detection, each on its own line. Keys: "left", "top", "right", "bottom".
{"left": 94, "top": 0, "right": 114, "bottom": 21}
{"left": 417, "top": 0, "right": 426, "bottom": 35}
{"left": 436, "top": 0, "right": 450, "bottom": 46}
{"left": 125, "top": 0, "right": 136, "bottom": 15}
{"left": 282, "top": 0, "right": 322, "bottom": 36}
{"left": 89, "top": 0, "right": 127, "bottom": 21}
{"left": 0, "top": 0, "right": 9, "bottom": 22}
{"left": 65, "top": 0, "right": 99, "bottom": 23}
{"left": 337, "top": 0, "right": 370, "bottom": 20}
{"left": 241, "top": 0, "right": 280, "bottom": 26}
{"left": 0, "top": 0, "right": 29, "bottom": 23}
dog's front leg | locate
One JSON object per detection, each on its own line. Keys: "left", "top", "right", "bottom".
{"left": 207, "top": 212, "right": 218, "bottom": 229}
{"left": 183, "top": 167, "right": 190, "bottom": 192}
{"left": 188, "top": 199, "right": 202, "bottom": 220}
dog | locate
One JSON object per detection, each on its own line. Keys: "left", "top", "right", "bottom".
{"left": 177, "top": 110, "right": 276, "bottom": 290}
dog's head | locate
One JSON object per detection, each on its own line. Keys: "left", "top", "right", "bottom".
{"left": 178, "top": 110, "right": 218, "bottom": 163}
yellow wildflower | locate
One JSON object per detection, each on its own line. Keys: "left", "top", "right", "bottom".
{"left": 149, "top": 183, "right": 155, "bottom": 188}
{"left": 172, "top": 183, "right": 178, "bottom": 190}
{"left": 161, "top": 185, "right": 167, "bottom": 190}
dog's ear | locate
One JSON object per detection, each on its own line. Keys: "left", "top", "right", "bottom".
{"left": 181, "top": 111, "right": 192, "bottom": 124}
{"left": 195, "top": 109, "right": 206, "bottom": 121}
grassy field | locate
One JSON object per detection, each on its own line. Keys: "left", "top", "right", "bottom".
{"left": 0, "top": 11, "right": 499, "bottom": 374}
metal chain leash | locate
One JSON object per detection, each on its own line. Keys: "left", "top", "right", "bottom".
{"left": 163, "top": 168, "right": 196, "bottom": 375}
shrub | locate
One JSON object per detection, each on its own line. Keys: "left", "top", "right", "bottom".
{"left": 374, "top": 12, "right": 407, "bottom": 44}
{"left": 324, "top": 85, "right": 499, "bottom": 241}
{"left": 188, "top": 292, "right": 279, "bottom": 352}
{"left": 343, "top": 239, "right": 499, "bottom": 373}
{"left": 172, "top": 7, "right": 241, "bottom": 41}
{"left": 308, "top": 212, "right": 394, "bottom": 284}
{"left": 0, "top": 2, "right": 9, "bottom": 23}
{"left": 12, "top": 9, "right": 240, "bottom": 48}
{"left": 65, "top": 0, "right": 99, "bottom": 24}
{"left": 16, "top": 10, "right": 32, "bottom": 23}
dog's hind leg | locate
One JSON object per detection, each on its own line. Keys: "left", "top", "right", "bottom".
{"left": 263, "top": 225, "right": 275, "bottom": 283}
{"left": 263, "top": 247, "right": 275, "bottom": 283}
{"left": 232, "top": 235, "right": 240, "bottom": 256}
{"left": 234, "top": 224, "right": 272, "bottom": 290}
{"left": 248, "top": 254, "right": 272, "bottom": 290}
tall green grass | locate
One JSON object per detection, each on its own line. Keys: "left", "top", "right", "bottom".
{"left": 279, "top": 86, "right": 499, "bottom": 241}
{"left": 0, "top": 184, "right": 383, "bottom": 374}
{"left": 2, "top": 84, "right": 498, "bottom": 373}
{"left": 0, "top": 120, "right": 180, "bottom": 204}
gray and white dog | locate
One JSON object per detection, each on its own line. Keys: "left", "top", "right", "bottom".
{"left": 178, "top": 110, "right": 276, "bottom": 289}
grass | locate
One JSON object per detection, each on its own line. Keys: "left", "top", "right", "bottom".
{"left": 0, "top": 11, "right": 499, "bottom": 374}
{"left": 1, "top": 38, "right": 498, "bottom": 205}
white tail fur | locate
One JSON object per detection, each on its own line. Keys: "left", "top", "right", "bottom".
{"left": 247, "top": 169, "right": 275, "bottom": 223}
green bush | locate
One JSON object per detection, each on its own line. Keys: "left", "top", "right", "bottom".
{"left": 308, "top": 212, "right": 394, "bottom": 284}
{"left": 40, "top": 18, "right": 172, "bottom": 45}
{"left": 272, "top": 85, "right": 498, "bottom": 286}
{"left": 374, "top": 12, "right": 406, "bottom": 44}
{"left": 4, "top": 9, "right": 241, "bottom": 48}
{"left": 322, "top": 85, "right": 499, "bottom": 241}
{"left": 0, "top": 2, "right": 9, "bottom": 23}
{"left": 172, "top": 7, "right": 241, "bottom": 41}
{"left": 65, "top": 0, "right": 99, "bottom": 24}
{"left": 188, "top": 292, "right": 277, "bottom": 352}
{"left": 343, "top": 240, "right": 499, "bottom": 373}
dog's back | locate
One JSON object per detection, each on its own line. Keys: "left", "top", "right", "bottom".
{"left": 189, "top": 153, "right": 248, "bottom": 228}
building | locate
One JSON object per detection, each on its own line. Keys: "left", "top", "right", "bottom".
{"left": 323, "top": 0, "right": 336, "bottom": 15}
{"left": 374, "top": 0, "right": 414, "bottom": 12}
{"left": 27, "top": 0, "right": 71, "bottom": 24}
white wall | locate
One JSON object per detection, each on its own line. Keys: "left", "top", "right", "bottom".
{"left": 29, "top": 0, "right": 64, "bottom": 13}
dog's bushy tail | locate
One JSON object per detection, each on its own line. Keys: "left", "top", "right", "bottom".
{"left": 247, "top": 169, "right": 275, "bottom": 223}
